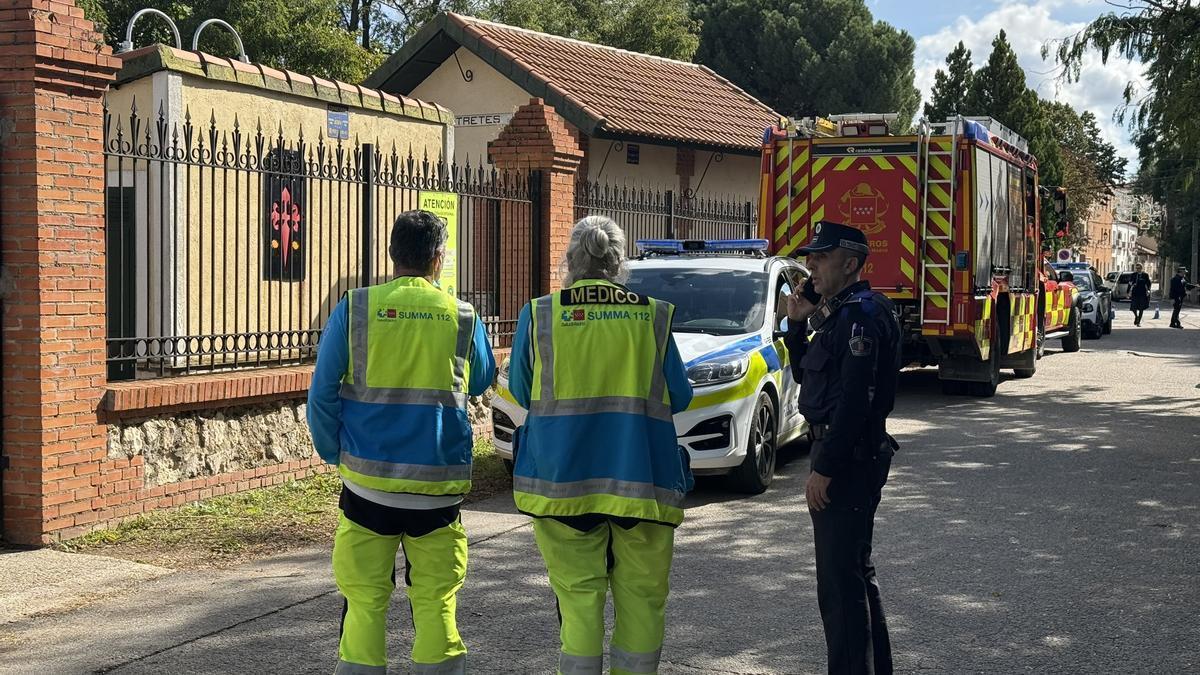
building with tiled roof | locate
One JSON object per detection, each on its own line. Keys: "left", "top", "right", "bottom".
{"left": 366, "top": 13, "right": 781, "bottom": 200}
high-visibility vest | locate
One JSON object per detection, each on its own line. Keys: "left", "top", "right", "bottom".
{"left": 339, "top": 276, "right": 477, "bottom": 496}
{"left": 513, "top": 280, "right": 688, "bottom": 526}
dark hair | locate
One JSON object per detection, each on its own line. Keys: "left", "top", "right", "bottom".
{"left": 845, "top": 249, "right": 868, "bottom": 274}
{"left": 389, "top": 210, "right": 447, "bottom": 274}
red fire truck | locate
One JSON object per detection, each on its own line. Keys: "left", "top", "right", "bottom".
{"left": 758, "top": 114, "right": 1079, "bottom": 396}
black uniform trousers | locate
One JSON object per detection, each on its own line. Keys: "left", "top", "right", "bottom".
{"left": 809, "top": 442, "right": 893, "bottom": 675}
{"left": 1172, "top": 297, "right": 1184, "bottom": 326}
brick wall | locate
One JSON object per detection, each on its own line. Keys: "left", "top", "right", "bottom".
{"left": 0, "top": 0, "right": 121, "bottom": 544}
{"left": 488, "top": 98, "right": 585, "bottom": 294}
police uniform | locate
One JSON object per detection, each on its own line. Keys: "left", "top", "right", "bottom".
{"left": 1169, "top": 267, "right": 1198, "bottom": 328}
{"left": 783, "top": 222, "right": 900, "bottom": 675}
{"left": 1129, "top": 271, "right": 1151, "bottom": 325}
{"left": 508, "top": 279, "right": 694, "bottom": 675}
{"left": 307, "top": 276, "right": 496, "bottom": 674}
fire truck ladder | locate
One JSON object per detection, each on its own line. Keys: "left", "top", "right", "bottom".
{"left": 918, "top": 116, "right": 959, "bottom": 325}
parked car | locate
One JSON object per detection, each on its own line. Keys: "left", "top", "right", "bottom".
{"left": 1054, "top": 263, "right": 1113, "bottom": 338}
{"left": 1105, "top": 270, "right": 1135, "bottom": 300}
{"left": 491, "top": 239, "right": 810, "bottom": 494}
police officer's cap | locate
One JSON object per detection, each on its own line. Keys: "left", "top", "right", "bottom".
{"left": 1178, "top": 265, "right": 1189, "bottom": 272}
{"left": 796, "top": 221, "right": 870, "bottom": 256}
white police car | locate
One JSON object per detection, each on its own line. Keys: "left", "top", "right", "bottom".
{"left": 490, "top": 239, "right": 810, "bottom": 494}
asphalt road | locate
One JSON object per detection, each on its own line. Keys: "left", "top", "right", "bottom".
{"left": 3, "top": 301, "right": 1198, "bottom": 674}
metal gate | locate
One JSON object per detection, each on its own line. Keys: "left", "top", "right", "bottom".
{"left": 102, "top": 102, "right": 539, "bottom": 379}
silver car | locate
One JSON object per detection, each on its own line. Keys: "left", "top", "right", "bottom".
{"left": 1057, "top": 265, "right": 1113, "bottom": 338}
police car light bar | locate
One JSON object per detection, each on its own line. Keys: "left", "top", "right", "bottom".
{"left": 635, "top": 239, "right": 770, "bottom": 255}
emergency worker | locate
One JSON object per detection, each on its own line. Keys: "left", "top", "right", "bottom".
{"left": 1129, "top": 264, "right": 1151, "bottom": 326}
{"left": 782, "top": 221, "right": 900, "bottom": 675}
{"left": 1169, "top": 266, "right": 1198, "bottom": 328}
{"left": 507, "top": 215, "right": 693, "bottom": 674}
{"left": 307, "top": 210, "right": 495, "bottom": 674}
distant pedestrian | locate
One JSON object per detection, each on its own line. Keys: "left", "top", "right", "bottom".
{"left": 1169, "top": 266, "right": 1199, "bottom": 329}
{"left": 1129, "top": 264, "right": 1151, "bottom": 326}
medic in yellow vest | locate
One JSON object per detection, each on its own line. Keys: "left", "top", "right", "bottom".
{"left": 306, "top": 210, "right": 495, "bottom": 675}
{"left": 508, "top": 216, "right": 694, "bottom": 675}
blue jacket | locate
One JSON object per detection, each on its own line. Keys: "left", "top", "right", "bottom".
{"left": 306, "top": 294, "right": 496, "bottom": 469}
{"left": 508, "top": 300, "right": 694, "bottom": 522}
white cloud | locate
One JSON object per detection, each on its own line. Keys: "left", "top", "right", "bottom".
{"left": 914, "top": 1, "right": 1149, "bottom": 174}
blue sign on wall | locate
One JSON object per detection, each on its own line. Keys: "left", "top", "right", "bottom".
{"left": 327, "top": 106, "right": 349, "bottom": 140}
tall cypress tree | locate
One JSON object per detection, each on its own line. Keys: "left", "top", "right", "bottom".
{"left": 924, "top": 41, "right": 974, "bottom": 122}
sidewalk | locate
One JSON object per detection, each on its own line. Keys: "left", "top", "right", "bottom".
{"left": 0, "top": 493, "right": 531, "bottom": 674}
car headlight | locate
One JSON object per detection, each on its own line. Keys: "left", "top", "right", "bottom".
{"left": 1082, "top": 302, "right": 1094, "bottom": 312}
{"left": 687, "top": 355, "right": 748, "bottom": 386}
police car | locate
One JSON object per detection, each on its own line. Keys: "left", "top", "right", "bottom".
{"left": 491, "top": 239, "right": 810, "bottom": 494}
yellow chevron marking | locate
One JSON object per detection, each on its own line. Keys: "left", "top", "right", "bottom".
{"left": 775, "top": 171, "right": 790, "bottom": 191}
{"left": 898, "top": 156, "right": 917, "bottom": 173}
{"left": 775, "top": 145, "right": 790, "bottom": 167}
{"left": 835, "top": 157, "right": 856, "bottom": 171}
{"left": 929, "top": 267, "right": 950, "bottom": 287}
{"left": 872, "top": 156, "right": 894, "bottom": 171}
{"left": 930, "top": 155, "right": 951, "bottom": 178}
{"left": 902, "top": 180, "right": 916, "bottom": 203}
{"left": 934, "top": 140, "right": 952, "bottom": 153}
{"left": 900, "top": 258, "right": 915, "bottom": 283}
{"left": 791, "top": 149, "right": 808, "bottom": 174}
{"left": 930, "top": 184, "right": 951, "bottom": 206}
{"left": 813, "top": 157, "right": 831, "bottom": 173}
{"left": 858, "top": 165, "right": 870, "bottom": 171}
{"left": 812, "top": 205, "right": 825, "bottom": 224}
{"left": 900, "top": 231, "right": 915, "bottom": 255}
{"left": 775, "top": 196, "right": 788, "bottom": 217}
{"left": 811, "top": 179, "right": 826, "bottom": 201}
{"left": 928, "top": 239, "right": 949, "bottom": 260}
{"left": 925, "top": 293, "right": 949, "bottom": 309}
{"left": 796, "top": 172, "right": 810, "bottom": 191}
{"left": 901, "top": 205, "right": 916, "bottom": 228}
{"left": 929, "top": 211, "right": 951, "bottom": 234}
{"left": 790, "top": 199, "right": 809, "bottom": 225}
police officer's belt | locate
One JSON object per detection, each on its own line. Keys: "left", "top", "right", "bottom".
{"left": 809, "top": 424, "right": 831, "bottom": 440}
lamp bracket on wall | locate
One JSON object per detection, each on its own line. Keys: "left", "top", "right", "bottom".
{"left": 119, "top": 8, "right": 182, "bottom": 53}
{"left": 453, "top": 52, "right": 473, "bottom": 82}
{"left": 192, "top": 19, "right": 251, "bottom": 63}
{"left": 685, "top": 151, "right": 723, "bottom": 199}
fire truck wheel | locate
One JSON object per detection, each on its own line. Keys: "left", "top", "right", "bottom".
{"left": 940, "top": 379, "right": 968, "bottom": 396}
{"left": 1061, "top": 308, "right": 1082, "bottom": 353}
{"left": 728, "top": 392, "right": 777, "bottom": 494}
{"left": 968, "top": 347, "right": 1000, "bottom": 397}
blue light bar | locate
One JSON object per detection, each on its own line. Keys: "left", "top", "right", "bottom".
{"left": 635, "top": 239, "right": 769, "bottom": 255}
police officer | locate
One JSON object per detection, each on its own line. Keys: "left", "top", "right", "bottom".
{"left": 1169, "top": 266, "right": 1198, "bottom": 329}
{"left": 1129, "top": 264, "right": 1151, "bottom": 326}
{"left": 507, "top": 215, "right": 693, "bottom": 674}
{"left": 783, "top": 221, "right": 900, "bottom": 675}
{"left": 307, "top": 210, "right": 495, "bottom": 674}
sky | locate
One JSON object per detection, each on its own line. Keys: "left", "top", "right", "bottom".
{"left": 869, "top": 0, "right": 1149, "bottom": 173}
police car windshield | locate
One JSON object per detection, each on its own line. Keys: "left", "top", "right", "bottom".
{"left": 1070, "top": 274, "right": 1093, "bottom": 291}
{"left": 625, "top": 267, "right": 767, "bottom": 335}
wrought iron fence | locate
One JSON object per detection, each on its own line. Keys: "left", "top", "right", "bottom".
{"left": 574, "top": 179, "right": 758, "bottom": 257}
{"left": 103, "top": 101, "right": 539, "bottom": 380}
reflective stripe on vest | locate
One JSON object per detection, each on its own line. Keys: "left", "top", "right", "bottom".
{"left": 513, "top": 476, "right": 686, "bottom": 509}
{"left": 339, "top": 278, "right": 476, "bottom": 495}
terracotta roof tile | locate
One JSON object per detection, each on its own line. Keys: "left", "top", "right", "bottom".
{"left": 452, "top": 14, "right": 778, "bottom": 151}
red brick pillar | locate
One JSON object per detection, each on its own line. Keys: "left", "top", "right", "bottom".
{"left": 0, "top": 0, "right": 120, "bottom": 544}
{"left": 488, "top": 99, "right": 585, "bottom": 294}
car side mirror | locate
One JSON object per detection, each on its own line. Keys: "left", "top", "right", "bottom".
{"left": 1057, "top": 271, "right": 1074, "bottom": 283}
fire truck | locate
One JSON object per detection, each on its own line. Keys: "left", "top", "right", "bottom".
{"left": 758, "top": 113, "right": 1079, "bottom": 396}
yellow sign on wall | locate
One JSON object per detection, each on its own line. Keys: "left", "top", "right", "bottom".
{"left": 418, "top": 191, "right": 459, "bottom": 296}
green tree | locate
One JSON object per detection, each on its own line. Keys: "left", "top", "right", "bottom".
{"left": 482, "top": 0, "right": 700, "bottom": 61}
{"left": 692, "top": 0, "right": 920, "bottom": 128}
{"left": 923, "top": 41, "right": 973, "bottom": 123}
{"left": 82, "top": 0, "right": 381, "bottom": 83}
{"left": 1050, "top": 1, "right": 1200, "bottom": 264}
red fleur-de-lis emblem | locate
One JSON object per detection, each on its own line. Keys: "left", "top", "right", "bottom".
{"left": 271, "top": 186, "right": 302, "bottom": 265}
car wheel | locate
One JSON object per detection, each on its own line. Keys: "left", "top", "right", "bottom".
{"left": 1061, "top": 308, "right": 1081, "bottom": 353}
{"left": 502, "top": 459, "right": 514, "bottom": 476}
{"left": 1103, "top": 308, "right": 1113, "bottom": 335}
{"left": 728, "top": 392, "right": 776, "bottom": 494}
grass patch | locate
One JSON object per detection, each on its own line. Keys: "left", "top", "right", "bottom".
{"left": 60, "top": 441, "right": 512, "bottom": 569}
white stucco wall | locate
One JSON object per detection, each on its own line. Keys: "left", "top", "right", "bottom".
{"left": 409, "top": 47, "right": 533, "bottom": 167}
